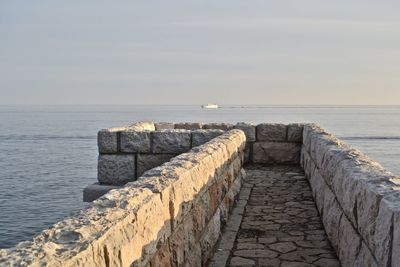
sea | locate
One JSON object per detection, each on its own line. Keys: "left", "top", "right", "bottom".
{"left": 0, "top": 105, "right": 399, "bottom": 248}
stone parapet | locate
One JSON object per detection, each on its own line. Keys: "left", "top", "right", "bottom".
{"left": 91, "top": 122, "right": 304, "bottom": 200}
{"left": 0, "top": 130, "right": 246, "bottom": 267}
{"left": 301, "top": 124, "right": 400, "bottom": 266}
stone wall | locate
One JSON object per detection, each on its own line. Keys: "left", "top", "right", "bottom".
{"left": 97, "top": 122, "right": 303, "bottom": 183}
{"left": 301, "top": 124, "right": 400, "bottom": 266}
{"left": 85, "top": 122, "right": 303, "bottom": 201}
{"left": 0, "top": 130, "right": 246, "bottom": 267}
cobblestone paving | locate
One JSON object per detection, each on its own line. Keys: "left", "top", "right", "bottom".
{"left": 212, "top": 165, "right": 340, "bottom": 267}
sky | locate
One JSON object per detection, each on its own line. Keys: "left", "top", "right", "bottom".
{"left": 1, "top": 0, "right": 400, "bottom": 105}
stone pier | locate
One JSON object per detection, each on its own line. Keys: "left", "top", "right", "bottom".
{"left": 1, "top": 121, "right": 399, "bottom": 267}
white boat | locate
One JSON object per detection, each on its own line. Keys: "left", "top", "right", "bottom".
{"left": 201, "top": 103, "right": 219, "bottom": 109}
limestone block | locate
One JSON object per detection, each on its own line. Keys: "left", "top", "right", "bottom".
{"left": 320, "top": 145, "right": 352, "bottom": 186}
{"left": 256, "top": 123, "right": 287, "bottom": 141}
{"left": 184, "top": 243, "right": 202, "bottom": 266}
{"left": 98, "top": 129, "right": 118, "bottom": 153}
{"left": 331, "top": 160, "right": 362, "bottom": 226}
{"left": 244, "top": 142, "right": 252, "bottom": 164}
{"left": 322, "top": 184, "right": 343, "bottom": 251}
{"left": 252, "top": 142, "right": 301, "bottom": 164}
{"left": 300, "top": 149, "right": 313, "bottom": 177}
{"left": 155, "top": 122, "right": 175, "bottom": 130}
{"left": 393, "top": 205, "right": 400, "bottom": 267}
{"left": 355, "top": 179, "right": 396, "bottom": 254}
{"left": 137, "top": 154, "right": 175, "bottom": 178}
{"left": 374, "top": 192, "right": 400, "bottom": 266}
{"left": 128, "top": 121, "right": 156, "bottom": 131}
{"left": 338, "top": 215, "right": 362, "bottom": 266}
{"left": 152, "top": 130, "right": 191, "bottom": 153}
{"left": 175, "top": 122, "right": 202, "bottom": 130}
{"left": 234, "top": 122, "right": 256, "bottom": 142}
{"left": 200, "top": 208, "right": 222, "bottom": 265}
{"left": 83, "top": 183, "right": 122, "bottom": 202}
{"left": 98, "top": 154, "right": 136, "bottom": 185}
{"left": 302, "top": 124, "right": 324, "bottom": 153}
{"left": 309, "top": 169, "right": 326, "bottom": 215}
{"left": 203, "top": 123, "right": 233, "bottom": 130}
{"left": 332, "top": 159, "right": 397, "bottom": 241}
{"left": 169, "top": 224, "right": 186, "bottom": 266}
{"left": 354, "top": 241, "right": 378, "bottom": 267}
{"left": 149, "top": 240, "right": 172, "bottom": 267}
{"left": 120, "top": 130, "right": 151, "bottom": 153}
{"left": 312, "top": 134, "right": 339, "bottom": 169}
{"left": 287, "top": 123, "right": 304, "bottom": 142}
{"left": 191, "top": 129, "right": 225, "bottom": 147}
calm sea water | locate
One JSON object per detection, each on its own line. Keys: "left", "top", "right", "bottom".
{"left": 0, "top": 105, "right": 399, "bottom": 248}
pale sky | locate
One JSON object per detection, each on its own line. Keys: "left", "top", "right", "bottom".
{"left": 1, "top": 0, "right": 400, "bottom": 105}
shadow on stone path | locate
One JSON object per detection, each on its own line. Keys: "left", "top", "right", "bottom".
{"left": 210, "top": 165, "right": 340, "bottom": 267}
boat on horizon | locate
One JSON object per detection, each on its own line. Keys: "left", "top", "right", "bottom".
{"left": 201, "top": 103, "right": 219, "bottom": 109}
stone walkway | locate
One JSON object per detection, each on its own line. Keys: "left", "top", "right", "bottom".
{"left": 210, "top": 165, "right": 340, "bottom": 267}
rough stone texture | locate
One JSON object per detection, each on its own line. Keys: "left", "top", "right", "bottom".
{"left": 191, "top": 129, "right": 225, "bottom": 147}
{"left": 302, "top": 124, "right": 400, "bottom": 267}
{"left": 256, "top": 123, "right": 287, "bottom": 141}
{"left": 120, "top": 131, "right": 151, "bottom": 153}
{"left": 252, "top": 142, "right": 301, "bottom": 164}
{"left": 83, "top": 183, "right": 122, "bottom": 202}
{"left": 287, "top": 123, "right": 304, "bottom": 142}
{"left": 98, "top": 129, "right": 118, "bottom": 153}
{"left": 155, "top": 122, "right": 175, "bottom": 130}
{"left": 203, "top": 123, "right": 233, "bottom": 130}
{"left": 218, "top": 166, "right": 339, "bottom": 267}
{"left": 175, "top": 122, "right": 202, "bottom": 130}
{"left": 137, "top": 154, "right": 175, "bottom": 178}
{"left": 152, "top": 130, "right": 191, "bottom": 153}
{"left": 98, "top": 154, "right": 136, "bottom": 185}
{"left": 127, "top": 121, "right": 156, "bottom": 131}
{"left": 0, "top": 130, "right": 247, "bottom": 267}
{"left": 244, "top": 142, "right": 252, "bottom": 164}
{"left": 234, "top": 122, "right": 256, "bottom": 142}
{"left": 375, "top": 192, "right": 400, "bottom": 267}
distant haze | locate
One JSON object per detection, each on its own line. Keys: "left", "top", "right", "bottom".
{"left": 1, "top": 0, "right": 400, "bottom": 105}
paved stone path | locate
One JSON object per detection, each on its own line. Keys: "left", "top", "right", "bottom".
{"left": 210, "top": 165, "right": 340, "bottom": 267}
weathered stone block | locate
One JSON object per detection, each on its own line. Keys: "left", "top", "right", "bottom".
{"left": 128, "top": 121, "right": 155, "bottom": 131}
{"left": 155, "top": 122, "right": 175, "bottom": 130}
{"left": 120, "top": 131, "right": 151, "bottom": 153}
{"left": 374, "top": 192, "right": 400, "bottom": 267}
{"left": 152, "top": 130, "right": 191, "bottom": 153}
{"left": 203, "top": 123, "right": 233, "bottom": 130}
{"left": 244, "top": 142, "right": 252, "bottom": 164}
{"left": 287, "top": 123, "right": 304, "bottom": 142}
{"left": 354, "top": 241, "right": 378, "bottom": 267}
{"left": 175, "top": 122, "right": 202, "bottom": 130}
{"left": 200, "top": 208, "right": 221, "bottom": 265}
{"left": 98, "top": 154, "right": 136, "bottom": 185}
{"left": 320, "top": 145, "right": 352, "bottom": 186}
{"left": 98, "top": 129, "right": 118, "bottom": 153}
{"left": 83, "top": 183, "right": 122, "bottom": 202}
{"left": 302, "top": 124, "right": 324, "bottom": 152}
{"left": 322, "top": 184, "right": 343, "bottom": 251}
{"left": 338, "top": 215, "right": 361, "bottom": 266}
{"left": 252, "top": 142, "right": 301, "bottom": 164}
{"left": 256, "top": 123, "right": 287, "bottom": 141}
{"left": 309, "top": 169, "right": 326, "bottom": 215}
{"left": 355, "top": 179, "right": 396, "bottom": 254}
{"left": 331, "top": 160, "right": 362, "bottom": 226}
{"left": 393, "top": 206, "right": 400, "bottom": 267}
{"left": 234, "top": 122, "right": 256, "bottom": 142}
{"left": 191, "top": 129, "right": 225, "bottom": 147}
{"left": 137, "top": 154, "right": 175, "bottom": 178}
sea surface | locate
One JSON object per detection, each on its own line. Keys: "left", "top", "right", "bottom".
{"left": 0, "top": 105, "right": 399, "bottom": 248}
